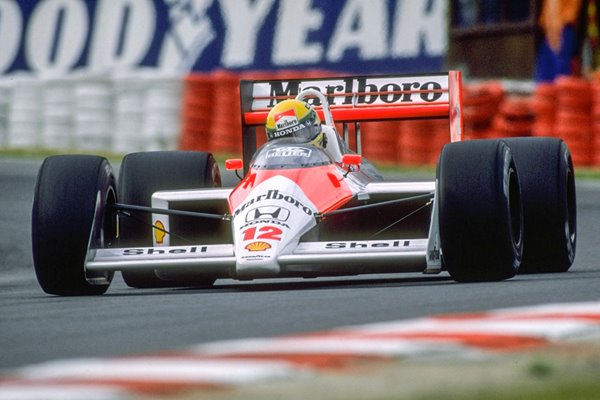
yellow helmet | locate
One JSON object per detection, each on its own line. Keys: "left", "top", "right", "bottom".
{"left": 265, "top": 99, "right": 322, "bottom": 143}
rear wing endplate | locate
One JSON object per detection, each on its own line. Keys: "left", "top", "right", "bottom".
{"left": 240, "top": 71, "right": 463, "bottom": 171}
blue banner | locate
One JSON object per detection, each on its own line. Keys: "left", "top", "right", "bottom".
{"left": 0, "top": 0, "right": 447, "bottom": 76}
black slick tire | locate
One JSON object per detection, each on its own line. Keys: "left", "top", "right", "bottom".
{"left": 504, "top": 137, "right": 576, "bottom": 273}
{"left": 32, "top": 155, "right": 117, "bottom": 295}
{"left": 118, "top": 151, "right": 221, "bottom": 288}
{"left": 438, "top": 139, "right": 523, "bottom": 282}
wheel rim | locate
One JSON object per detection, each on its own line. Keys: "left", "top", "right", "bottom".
{"left": 508, "top": 165, "right": 522, "bottom": 250}
{"left": 86, "top": 178, "right": 117, "bottom": 286}
{"left": 102, "top": 187, "right": 118, "bottom": 248}
{"left": 566, "top": 167, "right": 576, "bottom": 246}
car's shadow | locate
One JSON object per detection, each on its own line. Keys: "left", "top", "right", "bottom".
{"left": 211, "top": 274, "right": 455, "bottom": 292}
{"left": 98, "top": 267, "right": 600, "bottom": 297}
{"left": 98, "top": 273, "right": 455, "bottom": 297}
{"left": 33, "top": 269, "right": 598, "bottom": 298}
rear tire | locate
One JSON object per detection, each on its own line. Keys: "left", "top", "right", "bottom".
{"left": 504, "top": 137, "right": 576, "bottom": 273}
{"left": 118, "top": 151, "right": 221, "bottom": 288}
{"left": 32, "top": 155, "right": 116, "bottom": 295}
{"left": 438, "top": 139, "right": 523, "bottom": 282}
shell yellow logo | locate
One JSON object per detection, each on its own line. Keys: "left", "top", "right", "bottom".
{"left": 245, "top": 241, "right": 271, "bottom": 252}
{"left": 154, "top": 220, "right": 166, "bottom": 244}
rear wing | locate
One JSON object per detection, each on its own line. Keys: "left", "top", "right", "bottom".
{"left": 240, "top": 71, "right": 463, "bottom": 171}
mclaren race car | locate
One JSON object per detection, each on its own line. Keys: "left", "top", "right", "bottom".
{"left": 31, "top": 71, "right": 577, "bottom": 295}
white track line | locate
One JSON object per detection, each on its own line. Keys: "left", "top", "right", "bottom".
{"left": 0, "top": 384, "right": 125, "bottom": 400}
{"left": 18, "top": 357, "right": 295, "bottom": 385}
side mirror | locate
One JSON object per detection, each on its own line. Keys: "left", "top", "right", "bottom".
{"left": 225, "top": 158, "right": 244, "bottom": 180}
{"left": 341, "top": 154, "right": 361, "bottom": 177}
{"left": 225, "top": 159, "right": 243, "bottom": 171}
{"left": 342, "top": 154, "right": 362, "bottom": 167}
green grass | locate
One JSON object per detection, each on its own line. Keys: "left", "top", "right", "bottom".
{"left": 0, "top": 147, "right": 125, "bottom": 163}
{"left": 574, "top": 167, "right": 600, "bottom": 180}
{"left": 419, "top": 377, "right": 600, "bottom": 400}
{"left": 2, "top": 147, "right": 600, "bottom": 180}
{"left": 412, "top": 357, "right": 600, "bottom": 400}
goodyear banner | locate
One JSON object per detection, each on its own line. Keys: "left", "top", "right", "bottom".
{"left": 0, "top": 0, "right": 447, "bottom": 76}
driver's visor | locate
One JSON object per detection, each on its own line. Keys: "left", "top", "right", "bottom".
{"left": 266, "top": 121, "right": 319, "bottom": 142}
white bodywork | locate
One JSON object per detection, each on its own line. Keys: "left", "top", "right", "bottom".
{"left": 85, "top": 179, "right": 441, "bottom": 279}
{"left": 231, "top": 175, "right": 318, "bottom": 277}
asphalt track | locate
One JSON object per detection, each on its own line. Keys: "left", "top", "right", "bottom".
{"left": 1, "top": 157, "right": 599, "bottom": 372}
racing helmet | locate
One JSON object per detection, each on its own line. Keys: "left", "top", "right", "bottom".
{"left": 265, "top": 99, "right": 323, "bottom": 145}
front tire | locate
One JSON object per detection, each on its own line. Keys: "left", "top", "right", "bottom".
{"left": 118, "top": 151, "right": 221, "bottom": 288}
{"left": 438, "top": 139, "right": 523, "bottom": 282}
{"left": 32, "top": 155, "right": 117, "bottom": 295}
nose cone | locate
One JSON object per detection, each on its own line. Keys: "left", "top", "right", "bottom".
{"left": 231, "top": 176, "right": 317, "bottom": 278}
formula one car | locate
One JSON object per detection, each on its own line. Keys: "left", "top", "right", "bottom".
{"left": 31, "top": 71, "right": 577, "bottom": 295}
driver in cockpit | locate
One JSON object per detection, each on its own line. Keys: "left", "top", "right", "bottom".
{"left": 264, "top": 99, "right": 326, "bottom": 148}
{"left": 264, "top": 98, "right": 384, "bottom": 181}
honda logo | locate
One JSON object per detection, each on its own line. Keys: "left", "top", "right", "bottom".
{"left": 245, "top": 206, "right": 291, "bottom": 223}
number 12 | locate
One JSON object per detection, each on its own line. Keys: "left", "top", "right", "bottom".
{"left": 242, "top": 226, "right": 283, "bottom": 241}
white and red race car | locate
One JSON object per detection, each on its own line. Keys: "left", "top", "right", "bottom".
{"left": 32, "top": 71, "right": 577, "bottom": 295}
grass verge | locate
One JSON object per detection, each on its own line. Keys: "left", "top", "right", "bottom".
{"left": 2, "top": 148, "right": 600, "bottom": 180}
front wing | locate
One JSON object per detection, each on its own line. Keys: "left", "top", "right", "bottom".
{"left": 86, "top": 238, "right": 438, "bottom": 278}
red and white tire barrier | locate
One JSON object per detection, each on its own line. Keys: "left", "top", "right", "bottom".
{"left": 1, "top": 301, "right": 599, "bottom": 399}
